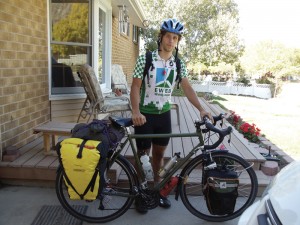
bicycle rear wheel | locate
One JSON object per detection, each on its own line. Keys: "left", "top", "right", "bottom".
{"left": 56, "top": 155, "right": 137, "bottom": 223}
{"left": 179, "top": 152, "right": 258, "bottom": 222}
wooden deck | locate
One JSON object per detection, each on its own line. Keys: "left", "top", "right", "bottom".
{"left": 0, "top": 97, "right": 266, "bottom": 185}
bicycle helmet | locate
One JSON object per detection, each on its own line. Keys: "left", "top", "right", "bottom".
{"left": 161, "top": 18, "right": 184, "bottom": 35}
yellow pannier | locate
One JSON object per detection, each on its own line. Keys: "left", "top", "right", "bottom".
{"left": 57, "top": 138, "right": 106, "bottom": 200}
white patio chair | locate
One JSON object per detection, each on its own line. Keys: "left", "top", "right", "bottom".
{"left": 111, "top": 64, "right": 130, "bottom": 97}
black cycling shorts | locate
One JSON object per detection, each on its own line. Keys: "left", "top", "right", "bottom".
{"left": 134, "top": 111, "right": 171, "bottom": 150}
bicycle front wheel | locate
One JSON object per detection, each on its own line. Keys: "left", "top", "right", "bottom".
{"left": 179, "top": 152, "right": 258, "bottom": 222}
{"left": 56, "top": 155, "right": 137, "bottom": 223}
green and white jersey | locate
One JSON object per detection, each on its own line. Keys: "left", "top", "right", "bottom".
{"left": 133, "top": 50, "right": 188, "bottom": 114}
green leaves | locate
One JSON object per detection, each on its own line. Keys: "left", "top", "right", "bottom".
{"left": 141, "top": 0, "right": 244, "bottom": 66}
{"left": 241, "top": 40, "right": 300, "bottom": 79}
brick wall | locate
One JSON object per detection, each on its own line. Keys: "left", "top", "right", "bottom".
{"left": 0, "top": 4, "right": 141, "bottom": 158}
{"left": 111, "top": 16, "right": 140, "bottom": 86}
{"left": 0, "top": 0, "right": 50, "bottom": 156}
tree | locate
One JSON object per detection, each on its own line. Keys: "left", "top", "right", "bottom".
{"left": 52, "top": 4, "right": 89, "bottom": 57}
{"left": 140, "top": 0, "right": 244, "bottom": 68}
{"left": 240, "top": 41, "right": 300, "bottom": 79}
{"left": 179, "top": 0, "right": 244, "bottom": 66}
{"left": 140, "top": 0, "right": 176, "bottom": 52}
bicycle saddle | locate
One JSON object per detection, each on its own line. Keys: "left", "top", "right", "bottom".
{"left": 109, "top": 116, "right": 133, "bottom": 128}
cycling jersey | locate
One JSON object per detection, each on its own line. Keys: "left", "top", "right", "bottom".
{"left": 132, "top": 50, "right": 188, "bottom": 114}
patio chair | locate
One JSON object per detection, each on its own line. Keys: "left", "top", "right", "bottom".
{"left": 111, "top": 64, "right": 130, "bottom": 96}
{"left": 111, "top": 64, "right": 180, "bottom": 125}
{"left": 77, "top": 64, "right": 131, "bottom": 123}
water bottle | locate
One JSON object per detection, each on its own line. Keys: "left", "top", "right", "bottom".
{"left": 140, "top": 155, "right": 154, "bottom": 180}
{"left": 159, "top": 152, "right": 181, "bottom": 178}
{"left": 160, "top": 176, "right": 179, "bottom": 197}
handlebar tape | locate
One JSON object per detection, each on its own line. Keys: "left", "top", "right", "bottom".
{"left": 203, "top": 116, "right": 232, "bottom": 150}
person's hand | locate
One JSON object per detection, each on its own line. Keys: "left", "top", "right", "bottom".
{"left": 115, "top": 88, "right": 122, "bottom": 96}
{"left": 200, "top": 110, "right": 214, "bottom": 123}
{"left": 132, "top": 112, "right": 146, "bottom": 126}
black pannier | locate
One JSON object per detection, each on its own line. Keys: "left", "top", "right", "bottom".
{"left": 203, "top": 168, "right": 239, "bottom": 215}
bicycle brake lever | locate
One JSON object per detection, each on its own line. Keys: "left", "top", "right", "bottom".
{"left": 228, "top": 133, "right": 231, "bottom": 145}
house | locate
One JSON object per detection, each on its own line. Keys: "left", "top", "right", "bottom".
{"left": 0, "top": 0, "right": 146, "bottom": 160}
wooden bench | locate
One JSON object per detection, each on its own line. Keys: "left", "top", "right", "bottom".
{"left": 33, "top": 121, "right": 77, "bottom": 155}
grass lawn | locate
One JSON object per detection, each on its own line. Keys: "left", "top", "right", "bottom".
{"left": 213, "top": 83, "right": 300, "bottom": 161}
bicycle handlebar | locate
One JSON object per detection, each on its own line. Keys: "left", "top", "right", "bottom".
{"left": 199, "top": 114, "right": 232, "bottom": 150}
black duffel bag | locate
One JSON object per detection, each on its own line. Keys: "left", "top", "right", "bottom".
{"left": 71, "top": 119, "right": 125, "bottom": 150}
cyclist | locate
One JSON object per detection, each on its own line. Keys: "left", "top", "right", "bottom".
{"left": 130, "top": 18, "right": 212, "bottom": 214}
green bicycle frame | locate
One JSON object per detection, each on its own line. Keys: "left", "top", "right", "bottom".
{"left": 123, "top": 128, "right": 206, "bottom": 190}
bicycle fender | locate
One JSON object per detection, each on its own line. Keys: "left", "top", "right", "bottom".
{"left": 211, "top": 149, "right": 229, "bottom": 154}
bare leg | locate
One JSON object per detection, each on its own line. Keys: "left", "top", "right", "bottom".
{"left": 152, "top": 144, "right": 171, "bottom": 208}
{"left": 152, "top": 144, "right": 167, "bottom": 183}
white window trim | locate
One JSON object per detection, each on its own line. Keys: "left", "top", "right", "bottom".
{"left": 93, "top": 0, "right": 112, "bottom": 92}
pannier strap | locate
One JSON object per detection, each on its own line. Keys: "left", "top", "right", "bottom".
{"left": 62, "top": 169, "right": 82, "bottom": 198}
{"left": 77, "top": 139, "right": 88, "bottom": 159}
{"left": 63, "top": 166, "right": 100, "bottom": 200}
{"left": 80, "top": 167, "right": 100, "bottom": 199}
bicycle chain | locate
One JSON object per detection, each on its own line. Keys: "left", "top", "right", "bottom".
{"left": 140, "top": 189, "right": 160, "bottom": 209}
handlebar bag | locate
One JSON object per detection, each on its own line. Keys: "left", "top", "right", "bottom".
{"left": 203, "top": 168, "right": 239, "bottom": 215}
{"left": 56, "top": 138, "right": 107, "bottom": 200}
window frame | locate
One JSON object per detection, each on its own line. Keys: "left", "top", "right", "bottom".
{"left": 133, "top": 25, "right": 139, "bottom": 43}
{"left": 118, "top": 7, "right": 130, "bottom": 37}
{"left": 48, "top": 0, "right": 112, "bottom": 100}
{"left": 93, "top": 0, "right": 112, "bottom": 93}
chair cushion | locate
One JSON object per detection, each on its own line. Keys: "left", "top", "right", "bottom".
{"left": 102, "top": 98, "right": 131, "bottom": 112}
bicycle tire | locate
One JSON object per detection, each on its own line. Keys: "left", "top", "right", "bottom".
{"left": 55, "top": 155, "right": 137, "bottom": 223}
{"left": 179, "top": 152, "right": 258, "bottom": 222}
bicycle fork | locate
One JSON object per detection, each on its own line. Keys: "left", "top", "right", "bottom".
{"left": 203, "top": 151, "right": 217, "bottom": 170}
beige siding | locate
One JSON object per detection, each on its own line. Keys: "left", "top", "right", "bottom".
{"left": 50, "top": 99, "right": 85, "bottom": 123}
{"left": 0, "top": 0, "right": 49, "bottom": 156}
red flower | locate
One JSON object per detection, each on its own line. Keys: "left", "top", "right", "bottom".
{"left": 226, "top": 109, "right": 262, "bottom": 143}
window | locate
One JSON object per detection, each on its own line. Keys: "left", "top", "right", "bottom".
{"left": 118, "top": 6, "right": 130, "bottom": 36}
{"left": 50, "top": 0, "right": 91, "bottom": 96}
{"left": 49, "top": 0, "right": 112, "bottom": 98}
{"left": 133, "top": 25, "right": 139, "bottom": 43}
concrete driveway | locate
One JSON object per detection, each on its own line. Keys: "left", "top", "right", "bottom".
{"left": 0, "top": 185, "right": 246, "bottom": 225}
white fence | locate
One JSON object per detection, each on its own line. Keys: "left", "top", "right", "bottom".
{"left": 190, "top": 80, "right": 272, "bottom": 99}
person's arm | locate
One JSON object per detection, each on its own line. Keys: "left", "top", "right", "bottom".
{"left": 181, "top": 77, "right": 213, "bottom": 121}
{"left": 130, "top": 78, "right": 146, "bottom": 126}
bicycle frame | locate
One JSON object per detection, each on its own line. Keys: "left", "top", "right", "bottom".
{"left": 110, "top": 125, "right": 208, "bottom": 192}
